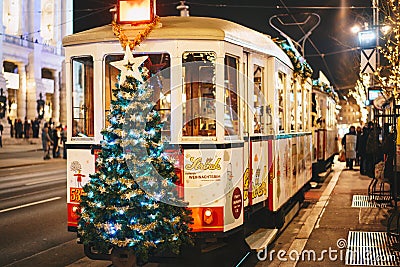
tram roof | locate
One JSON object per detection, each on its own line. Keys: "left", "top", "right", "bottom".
{"left": 63, "top": 16, "right": 292, "bottom": 67}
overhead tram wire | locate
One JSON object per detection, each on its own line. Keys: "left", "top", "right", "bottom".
{"left": 186, "top": 2, "right": 371, "bottom": 10}
{"left": 306, "top": 47, "right": 361, "bottom": 57}
{"left": 185, "top": 1, "right": 359, "bottom": 90}
{"left": 22, "top": 5, "right": 114, "bottom": 38}
{"left": 278, "top": 0, "right": 340, "bottom": 90}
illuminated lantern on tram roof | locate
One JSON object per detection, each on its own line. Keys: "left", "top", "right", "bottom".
{"left": 117, "top": 0, "right": 156, "bottom": 25}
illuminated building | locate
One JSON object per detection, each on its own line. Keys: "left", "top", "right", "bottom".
{"left": 0, "top": 0, "right": 73, "bottom": 135}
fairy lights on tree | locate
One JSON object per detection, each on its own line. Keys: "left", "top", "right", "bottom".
{"left": 376, "top": 0, "right": 400, "bottom": 98}
{"left": 77, "top": 5, "right": 192, "bottom": 263}
{"left": 349, "top": 77, "right": 369, "bottom": 124}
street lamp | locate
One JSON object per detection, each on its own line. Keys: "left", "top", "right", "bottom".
{"left": 358, "top": 29, "right": 377, "bottom": 49}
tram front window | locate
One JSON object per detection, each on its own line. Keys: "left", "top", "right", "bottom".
{"left": 105, "top": 53, "right": 171, "bottom": 138}
{"left": 182, "top": 52, "right": 216, "bottom": 137}
{"left": 72, "top": 56, "right": 94, "bottom": 138}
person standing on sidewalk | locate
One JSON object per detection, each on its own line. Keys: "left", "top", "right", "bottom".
{"left": 0, "top": 123, "right": 3, "bottom": 148}
{"left": 32, "top": 118, "right": 40, "bottom": 138}
{"left": 41, "top": 123, "right": 53, "bottom": 160}
{"left": 365, "top": 122, "right": 383, "bottom": 177}
{"left": 355, "top": 126, "right": 362, "bottom": 166}
{"left": 23, "top": 117, "right": 31, "bottom": 139}
{"left": 7, "top": 116, "right": 13, "bottom": 138}
{"left": 52, "top": 125, "right": 62, "bottom": 158}
{"left": 342, "top": 125, "right": 357, "bottom": 170}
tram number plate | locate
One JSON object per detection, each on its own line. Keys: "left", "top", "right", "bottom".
{"left": 70, "top": 187, "right": 84, "bottom": 203}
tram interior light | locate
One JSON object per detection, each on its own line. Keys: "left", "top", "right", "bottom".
{"left": 117, "top": 0, "right": 155, "bottom": 25}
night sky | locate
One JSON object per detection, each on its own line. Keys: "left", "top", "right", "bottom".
{"left": 73, "top": 0, "right": 374, "bottom": 94}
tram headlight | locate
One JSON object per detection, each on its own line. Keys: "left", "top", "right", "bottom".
{"left": 203, "top": 208, "right": 213, "bottom": 225}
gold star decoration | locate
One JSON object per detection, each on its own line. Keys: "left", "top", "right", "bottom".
{"left": 110, "top": 46, "right": 148, "bottom": 85}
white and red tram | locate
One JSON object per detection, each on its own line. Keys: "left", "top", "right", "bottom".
{"left": 311, "top": 76, "right": 339, "bottom": 180}
{"left": 64, "top": 16, "right": 314, "bottom": 255}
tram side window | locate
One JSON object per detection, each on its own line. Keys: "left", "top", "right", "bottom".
{"left": 311, "top": 93, "right": 317, "bottom": 128}
{"left": 290, "top": 81, "right": 295, "bottom": 132}
{"left": 297, "top": 84, "right": 303, "bottom": 131}
{"left": 277, "top": 72, "right": 286, "bottom": 133}
{"left": 253, "top": 65, "right": 265, "bottom": 134}
{"left": 104, "top": 53, "right": 171, "bottom": 137}
{"left": 182, "top": 52, "right": 216, "bottom": 137}
{"left": 304, "top": 89, "right": 310, "bottom": 131}
{"left": 224, "top": 55, "right": 239, "bottom": 137}
{"left": 72, "top": 56, "right": 94, "bottom": 138}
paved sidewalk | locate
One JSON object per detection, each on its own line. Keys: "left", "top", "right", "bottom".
{"left": 256, "top": 162, "right": 390, "bottom": 267}
{"left": 0, "top": 142, "right": 65, "bottom": 168}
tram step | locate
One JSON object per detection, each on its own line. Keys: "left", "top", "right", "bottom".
{"left": 200, "top": 242, "right": 227, "bottom": 253}
{"left": 245, "top": 228, "right": 278, "bottom": 251}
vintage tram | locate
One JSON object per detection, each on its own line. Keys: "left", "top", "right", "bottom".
{"left": 311, "top": 75, "right": 339, "bottom": 181}
{"left": 64, "top": 15, "right": 315, "bottom": 258}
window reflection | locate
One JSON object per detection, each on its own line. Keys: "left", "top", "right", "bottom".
{"left": 72, "top": 56, "right": 94, "bottom": 138}
{"left": 182, "top": 52, "right": 216, "bottom": 137}
{"left": 224, "top": 55, "right": 239, "bottom": 137}
{"left": 105, "top": 53, "right": 171, "bottom": 137}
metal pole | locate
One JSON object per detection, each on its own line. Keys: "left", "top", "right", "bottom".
{"left": 373, "top": 0, "right": 380, "bottom": 71}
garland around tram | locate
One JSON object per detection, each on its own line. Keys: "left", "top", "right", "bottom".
{"left": 275, "top": 39, "right": 313, "bottom": 81}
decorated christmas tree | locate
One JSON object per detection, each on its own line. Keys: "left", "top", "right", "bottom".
{"left": 78, "top": 44, "right": 192, "bottom": 263}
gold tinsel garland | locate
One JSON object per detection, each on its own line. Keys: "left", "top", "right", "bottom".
{"left": 111, "top": 16, "right": 160, "bottom": 50}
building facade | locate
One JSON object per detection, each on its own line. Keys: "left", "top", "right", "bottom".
{"left": 0, "top": 0, "right": 73, "bottom": 136}
{"left": 338, "top": 99, "right": 362, "bottom": 126}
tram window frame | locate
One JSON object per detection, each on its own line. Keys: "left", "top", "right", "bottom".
{"left": 289, "top": 80, "right": 296, "bottom": 132}
{"left": 277, "top": 72, "right": 286, "bottom": 133}
{"left": 297, "top": 83, "right": 303, "bottom": 132}
{"left": 104, "top": 52, "right": 172, "bottom": 138}
{"left": 253, "top": 65, "right": 265, "bottom": 134}
{"left": 304, "top": 88, "right": 310, "bottom": 131}
{"left": 224, "top": 54, "right": 239, "bottom": 138}
{"left": 182, "top": 51, "right": 217, "bottom": 138}
{"left": 71, "top": 56, "right": 94, "bottom": 139}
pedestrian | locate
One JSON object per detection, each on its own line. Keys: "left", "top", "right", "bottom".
{"left": 342, "top": 125, "right": 357, "bottom": 170}
{"left": 0, "top": 122, "right": 3, "bottom": 148}
{"left": 7, "top": 116, "right": 13, "bottom": 138}
{"left": 382, "top": 132, "right": 395, "bottom": 181}
{"left": 42, "top": 122, "right": 53, "bottom": 160}
{"left": 52, "top": 124, "right": 62, "bottom": 158}
{"left": 359, "top": 124, "right": 370, "bottom": 175}
{"left": 365, "top": 122, "right": 382, "bottom": 178}
{"left": 355, "top": 126, "right": 362, "bottom": 166}
{"left": 15, "top": 119, "right": 23, "bottom": 138}
{"left": 32, "top": 118, "right": 40, "bottom": 138}
{"left": 61, "top": 125, "right": 67, "bottom": 159}
{"left": 23, "top": 117, "right": 31, "bottom": 139}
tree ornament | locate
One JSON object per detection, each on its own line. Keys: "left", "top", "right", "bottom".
{"left": 110, "top": 46, "right": 148, "bottom": 84}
